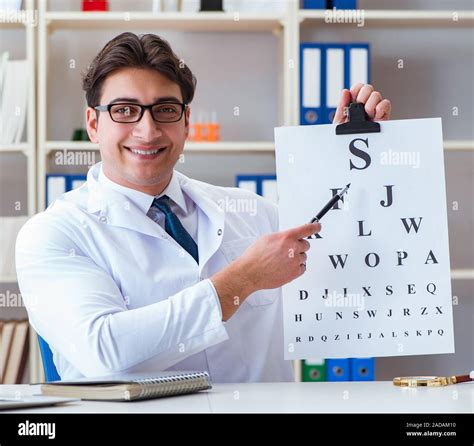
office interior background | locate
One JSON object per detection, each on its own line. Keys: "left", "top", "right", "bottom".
{"left": 0, "top": 0, "right": 473, "bottom": 384}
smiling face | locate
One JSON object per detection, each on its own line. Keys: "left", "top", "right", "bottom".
{"left": 86, "top": 67, "right": 190, "bottom": 196}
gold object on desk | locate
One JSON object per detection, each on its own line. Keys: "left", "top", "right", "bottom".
{"left": 393, "top": 374, "right": 473, "bottom": 387}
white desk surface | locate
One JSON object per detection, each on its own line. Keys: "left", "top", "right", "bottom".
{"left": 1, "top": 382, "right": 473, "bottom": 413}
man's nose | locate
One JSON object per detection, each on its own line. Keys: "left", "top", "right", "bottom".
{"left": 132, "top": 109, "right": 163, "bottom": 139}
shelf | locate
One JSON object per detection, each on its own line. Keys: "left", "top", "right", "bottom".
{"left": 44, "top": 11, "right": 285, "bottom": 33}
{"left": 0, "top": 275, "right": 17, "bottom": 283}
{"left": 45, "top": 141, "right": 275, "bottom": 154}
{"left": 0, "top": 143, "right": 32, "bottom": 154}
{"left": 451, "top": 269, "right": 474, "bottom": 280}
{"left": 443, "top": 140, "right": 474, "bottom": 151}
{"left": 45, "top": 140, "right": 472, "bottom": 154}
{"left": 299, "top": 9, "right": 474, "bottom": 27}
{"left": 187, "top": 141, "right": 275, "bottom": 152}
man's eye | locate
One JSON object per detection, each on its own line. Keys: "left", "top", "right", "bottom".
{"left": 158, "top": 107, "right": 176, "bottom": 113}
{"left": 113, "top": 106, "right": 140, "bottom": 115}
{"left": 117, "top": 107, "right": 131, "bottom": 115}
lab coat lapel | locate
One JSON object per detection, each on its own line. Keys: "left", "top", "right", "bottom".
{"left": 87, "top": 168, "right": 166, "bottom": 239}
{"left": 178, "top": 173, "right": 225, "bottom": 273}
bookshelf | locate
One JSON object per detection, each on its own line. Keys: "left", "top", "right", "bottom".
{"left": 0, "top": 0, "right": 471, "bottom": 382}
{"left": 0, "top": 1, "right": 36, "bottom": 219}
{"left": 0, "top": 0, "right": 41, "bottom": 383}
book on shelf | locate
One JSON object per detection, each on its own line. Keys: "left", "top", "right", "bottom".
{"left": 40, "top": 371, "right": 212, "bottom": 401}
{"left": 2, "top": 320, "right": 28, "bottom": 384}
{"left": 0, "top": 321, "right": 15, "bottom": 382}
{"left": 0, "top": 52, "right": 28, "bottom": 145}
{"left": 0, "top": 320, "right": 29, "bottom": 384}
{"left": 0, "top": 215, "right": 29, "bottom": 280}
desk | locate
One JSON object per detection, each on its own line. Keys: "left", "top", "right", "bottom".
{"left": 1, "top": 382, "right": 473, "bottom": 413}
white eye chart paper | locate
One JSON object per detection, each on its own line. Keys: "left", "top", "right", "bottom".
{"left": 275, "top": 118, "right": 455, "bottom": 359}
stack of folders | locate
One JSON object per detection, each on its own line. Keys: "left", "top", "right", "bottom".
{"left": 300, "top": 42, "right": 370, "bottom": 125}
{"left": 40, "top": 372, "right": 212, "bottom": 401}
{"left": 46, "top": 174, "right": 87, "bottom": 207}
{"left": 0, "top": 320, "right": 29, "bottom": 384}
{"left": 0, "top": 52, "right": 28, "bottom": 144}
{"left": 236, "top": 174, "right": 278, "bottom": 204}
{"left": 302, "top": 358, "right": 375, "bottom": 382}
{"left": 303, "top": 1, "right": 357, "bottom": 9}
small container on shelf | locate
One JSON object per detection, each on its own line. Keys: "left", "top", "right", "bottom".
{"left": 193, "top": 111, "right": 207, "bottom": 142}
{"left": 71, "top": 128, "right": 89, "bottom": 141}
{"left": 82, "top": 0, "right": 109, "bottom": 12}
{"left": 207, "top": 111, "right": 221, "bottom": 142}
{"left": 187, "top": 114, "right": 196, "bottom": 141}
{"left": 199, "top": 0, "right": 223, "bottom": 12}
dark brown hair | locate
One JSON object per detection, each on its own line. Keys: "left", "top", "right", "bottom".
{"left": 82, "top": 32, "right": 196, "bottom": 107}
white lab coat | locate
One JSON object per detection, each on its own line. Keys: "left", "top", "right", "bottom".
{"left": 16, "top": 162, "right": 294, "bottom": 382}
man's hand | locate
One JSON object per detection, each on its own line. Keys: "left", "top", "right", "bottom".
{"left": 211, "top": 222, "right": 321, "bottom": 321}
{"left": 333, "top": 83, "right": 392, "bottom": 124}
{"left": 236, "top": 222, "right": 321, "bottom": 291}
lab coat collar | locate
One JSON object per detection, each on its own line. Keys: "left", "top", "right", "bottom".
{"left": 97, "top": 165, "right": 188, "bottom": 215}
{"left": 87, "top": 162, "right": 225, "bottom": 270}
{"left": 87, "top": 163, "right": 161, "bottom": 239}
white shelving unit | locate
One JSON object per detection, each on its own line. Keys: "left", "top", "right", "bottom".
{"left": 0, "top": 0, "right": 41, "bottom": 383}
{"left": 0, "top": 0, "right": 36, "bottom": 218}
{"left": 24, "top": 0, "right": 474, "bottom": 382}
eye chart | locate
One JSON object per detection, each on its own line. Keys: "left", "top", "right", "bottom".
{"left": 275, "top": 117, "right": 455, "bottom": 359}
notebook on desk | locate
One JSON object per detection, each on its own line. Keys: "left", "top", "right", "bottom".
{"left": 0, "top": 395, "right": 78, "bottom": 411}
{"left": 40, "top": 371, "right": 212, "bottom": 401}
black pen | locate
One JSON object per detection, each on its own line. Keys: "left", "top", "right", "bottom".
{"left": 309, "top": 183, "right": 351, "bottom": 223}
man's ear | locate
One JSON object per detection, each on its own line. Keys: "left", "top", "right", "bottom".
{"left": 184, "top": 106, "right": 190, "bottom": 139}
{"left": 86, "top": 107, "right": 99, "bottom": 143}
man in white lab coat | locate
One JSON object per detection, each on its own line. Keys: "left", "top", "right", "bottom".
{"left": 16, "top": 33, "right": 391, "bottom": 382}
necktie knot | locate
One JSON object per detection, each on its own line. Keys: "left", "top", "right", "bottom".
{"left": 149, "top": 195, "right": 199, "bottom": 264}
{"left": 152, "top": 195, "right": 172, "bottom": 215}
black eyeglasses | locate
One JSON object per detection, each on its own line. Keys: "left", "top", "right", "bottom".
{"left": 95, "top": 102, "right": 187, "bottom": 123}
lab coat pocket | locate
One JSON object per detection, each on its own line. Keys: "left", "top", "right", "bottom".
{"left": 220, "top": 236, "right": 277, "bottom": 307}
{"left": 220, "top": 236, "right": 257, "bottom": 263}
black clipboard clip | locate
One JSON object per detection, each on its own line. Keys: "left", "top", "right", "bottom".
{"left": 335, "top": 102, "right": 381, "bottom": 135}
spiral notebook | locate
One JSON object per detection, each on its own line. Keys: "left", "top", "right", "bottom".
{"left": 40, "top": 371, "right": 212, "bottom": 401}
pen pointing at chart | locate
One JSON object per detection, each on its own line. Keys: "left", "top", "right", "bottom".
{"left": 309, "top": 183, "right": 351, "bottom": 224}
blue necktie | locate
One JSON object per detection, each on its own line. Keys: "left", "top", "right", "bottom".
{"left": 150, "top": 195, "right": 199, "bottom": 264}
